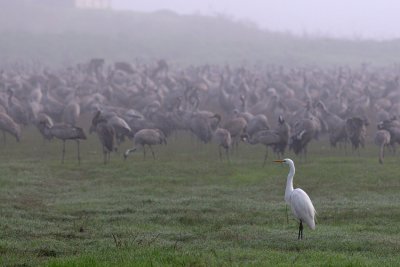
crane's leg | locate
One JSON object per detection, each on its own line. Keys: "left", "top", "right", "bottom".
{"left": 298, "top": 221, "right": 303, "bottom": 240}
{"left": 103, "top": 146, "right": 107, "bottom": 164}
{"left": 231, "top": 138, "right": 238, "bottom": 154}
{"left": 235, "top": 139, "right": 239, "bottom": 153}
{"left": 62, "top": 140, "right": 66, "bottom": 164}
{"left": 304, "top": 146, "right": 308, "bottom": 162}
{"left": 143, "top": 145, "right": 146, "bottom": 159}
{"left": 226, "top": 147, "right": 230, "bottom": 162}
{"left": 2, "top": 131, "right": 6, "bottom": 145}
{"left": 116, "top": 134, "right": 121, "bottom": 146}
{"left": 149, "top": 145, "right": 155, "bottom": 160}
{"left": 236, "top": 138, "right": 240, "bottom": 153}
{"left": 218, "top": 146, "right": 222, "bottom": 161}
{"left": 76, "top": 140, "right": 81, "bottom": 165}
{"left": 263, "top": 147, "right": 268, "bottom": 166}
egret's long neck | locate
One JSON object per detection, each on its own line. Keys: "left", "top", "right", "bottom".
{"left": 284, "top": 162, "right": 295, "bottom": 203}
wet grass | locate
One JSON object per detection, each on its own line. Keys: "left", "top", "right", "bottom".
{"left": 0, "top": 127, "right": 399, "bottom": 266}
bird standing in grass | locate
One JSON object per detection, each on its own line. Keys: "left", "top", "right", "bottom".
{"left": 40, "top": 121, "right": 87, "bottom": 164}
{"left": 124, "top": 128, "right": 166, "bottom": 160}
{"left": 91, "top": 111, "right": 115, "bottom": 164}
{"left": 274, "top": 158, "right": 316, "bottom": 239}
{"left": 374, "top": 129, "right": 390, "bottom": 164}
{"left": 209, "top": 113, "right": 232, "bottom": 162}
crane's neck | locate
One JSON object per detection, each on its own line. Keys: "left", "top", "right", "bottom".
{"left": 284, "top": 162, "right": 295, "bottom": 203}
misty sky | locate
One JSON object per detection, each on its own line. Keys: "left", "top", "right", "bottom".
{"left": 113, "top": 0, "right": 400, "bottom": 40}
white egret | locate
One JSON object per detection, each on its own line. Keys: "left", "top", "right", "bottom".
{"left": 274, "top": 158, "right": 316, "bottom": 239}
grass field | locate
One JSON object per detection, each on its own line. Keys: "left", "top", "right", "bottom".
{"left": 0, "top": 126, "right": 400, "bottom": 266}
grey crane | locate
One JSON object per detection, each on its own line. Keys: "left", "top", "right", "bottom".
{"left": 107, "top": 115, "right": 132, "bottom": 146}
{"left": 90, "top": 112, "right": 132, "bottom": 148}
{"left": 7, "top": 88, "right": 29, "bottom": 126}
{"left": 41, "top": 88, "right": 65, "bottom": 122}
{"left": 377, "top": 117, "right": 400, "bottom": 153}
{"left": 289, "top": 117, "right": 318, "bottom": 160}
{"left": 186, "top": 112, "right": 214, "bottom": 144}
{"left": 124, "top": 128, "right": 167, "bottom": 160}
{"left": 290, "top": 100, "right": 324, "bottom": 140}
{"left": 91, "top": 111, "right": 115, "bottom": 164}
{"left": 232, "top": 95, "right": 254, "bottom": 123}
{"left": 0, "top": 112, "right": 21, "bottom": 144}
{"left": 246, "top": 114, "right": 270, "bottom": 138}
{"left": 181, "top": 95, "right": 217, "bottom": 144}
{"left": 35, "top": 112, "right": 54, "bottom": 142}
{"left": 315, "top": 100, "right": 347, "bottom": 148}
{"left": 40, "top": 121, "right": 86, "bottom": 164}
{"left": 345, "top": 117, "right": 368, "bottom": 154}
{"left": 63, "top": 101, "right": 80, "bottom": 126}
{"left": 223, "top": 116, "right": 247, "bottom": 151}
{"left": 374, "top": 129, "right": 391, "bottom": 164}
{"left": 242, "top": 116, "right": 290, "bottom": 165}
{"left": 210, "top": 114, "right": 232, "bottom": 161}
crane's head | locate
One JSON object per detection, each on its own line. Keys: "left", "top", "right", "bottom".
{"left": 273, "top": 158, "right": 294, "bottom": 165}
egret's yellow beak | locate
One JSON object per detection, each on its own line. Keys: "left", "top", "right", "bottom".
{"left": 274, "top": 160, "right": 284, "bottom": 163}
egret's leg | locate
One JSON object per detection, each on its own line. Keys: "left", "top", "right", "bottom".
{"left": 298, "top": 221, "right": 304, "bottom": 240}
{"left": 298, "top": 224, "right": 301, "bottom": 240}
{"left": 301, "top": 222, "right": 304, "bottom": 239}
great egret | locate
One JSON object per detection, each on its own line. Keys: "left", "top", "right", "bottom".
{"left": 274, "top": 158, "right": 316, "bottom": 239}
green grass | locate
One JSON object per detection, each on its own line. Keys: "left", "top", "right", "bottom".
{"left": 0, "top": 127, "right": 400, "bottom": 266}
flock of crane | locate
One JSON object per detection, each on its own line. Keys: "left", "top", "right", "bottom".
{"left": 0, "top": 59, "right": 399, "bottom": 164}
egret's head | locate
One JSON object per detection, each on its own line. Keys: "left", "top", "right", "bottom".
{"left": 273, "top": 158, "right": 293, "bottom": 165}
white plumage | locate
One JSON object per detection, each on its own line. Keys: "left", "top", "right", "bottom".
{"left": 289, "top": 188, "right": 316, "bottom": 230}
{"left": 275, "top": 158, "right": 316, "bottom": 239}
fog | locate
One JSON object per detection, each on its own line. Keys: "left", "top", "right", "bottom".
{"left": 114, "top": 0, "right": 400, "bottom": 40}
{"left": 0, "top": 0, "right": 398, "bottom": 65}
